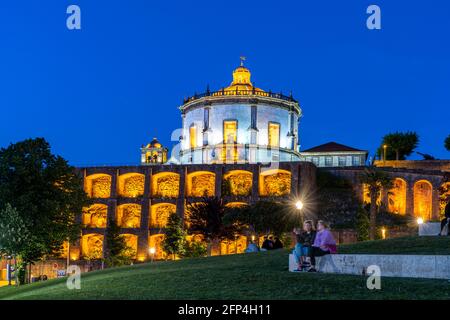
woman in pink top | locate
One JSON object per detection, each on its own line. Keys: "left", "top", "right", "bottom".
{"left": 308, "top": 220, "right": 337, "bottom": 272}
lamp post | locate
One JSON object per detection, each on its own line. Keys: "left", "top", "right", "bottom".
{"left": 383, "top": 144, "right": 387, "bottom": 163}
{"left": 149, "top": 247, "right": 156, "bottom": 263}
{"left": 295, "top": 200, "right": 304, "bottom": 225}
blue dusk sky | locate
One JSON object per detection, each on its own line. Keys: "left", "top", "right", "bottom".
{"left": 0, "top": 0, "right": 449, "bottom": 165}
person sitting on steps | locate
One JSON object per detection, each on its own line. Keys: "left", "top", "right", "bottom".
{"left": 308, "top": 220, "right": 337, "bottom": 272}
{"left": 292, "top": 220, "right": 316, "bottom": 271}
{"left": 439, "top": 203, "right": 450, "bottom": 236}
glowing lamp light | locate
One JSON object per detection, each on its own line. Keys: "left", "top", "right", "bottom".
{"left": 381, "top": 228, "right": 386, "bottom": 239}
{"left": 295, "top": 200, "right": 304, "bottom": 210}
{"left": 149, "top": 247, "right": 156, "bottom": 255}
{"left": 251, "top": 235, "right": 255, "bottom": 241}
{"left": 417, "top": 218, "right": 424, "bottom": 225}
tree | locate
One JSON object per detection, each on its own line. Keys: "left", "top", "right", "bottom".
{"left": 359, "top": 168, "right": 393, "bottom": 240}
{"left": 104, "top": 220, "right": 134, "bottom": 267}
{"left": 378, "top": 131, "right": 419, "bottom": 160}
{"left": 0, "top": 204, "right": 31, "bottom": 285}
{"left": 355, "top": 207, "right": 370, "bottom": 241}
{"left": 180, "top": 241, "right": 207, "bottom": 258}
{"left": 162, "top": 213, "right": 186, "bottom": 260}
{"left": 0, "top": 138, "right": 89, "bottom": 267}
{"left": 186, "top": 197, "right": 237, "bottom": 256}
{"left": 445, "top": 134, "right": 450, "bottom": 151}
{"left": 225, "top": 200, "right": 296, "bottom": 245}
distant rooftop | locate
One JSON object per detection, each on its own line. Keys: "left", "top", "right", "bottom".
{"left": 301, "top": 142, "right": 366, "bottom": 153}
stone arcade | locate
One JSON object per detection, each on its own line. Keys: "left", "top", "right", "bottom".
{"left": 57, "top": 62, "right": 450, "bottom": 264}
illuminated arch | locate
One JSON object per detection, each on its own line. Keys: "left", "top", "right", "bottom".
{"left": 85, "top": 174, "right": 111, "bottom": 198}
{"left": 82, "top": 204, "right": 108, "bottom": 228}
{"left": 81, "top": 233, "right": 103, "bottom": 260}
{"left": 225, "top": 202, "right": 248, "bottom": 208}
{"left": 149, "top": 234, "right": 165, "bottom": 260}
{"left": 186, "top": 234, "right": 204, "bottom": 243}
{"left": 150, "top": 203, "right": 176, "bottom": 228}
{"left": 152, "top": 172, "right": 180, "bottom": 198}
{"left": 117, "top": 203, "right": 141, "bottom": 228}
{"left": 121, "top": 234, "right": 138, "bottom": 259}
{"left": 362, "top": 183, "right": 382, "bottom": 205}
{"left": 414, "top": 180, "right": 433, "bottom": 220}
{"left": 259, "top": 169, "right": 291, "bottom": 196}
{"left": 117, "top": 173, "right": 145, "bottom": 198}
{"left": 223, "top": 170, "right": 252, "bottom": 196}
{"left": 439, "top": 182, "right": 450, "bottom": 217}
{"left": 388, "top": 178, "right": 407, "bottom": 215}
{"left": 187, "top": 171, "right": 216, "bottom": 197}
{"left": 220, "top": 235, "right": 247, "bottom": 255}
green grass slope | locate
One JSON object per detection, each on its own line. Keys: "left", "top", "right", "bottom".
{"left": 339, "top": 236, "right": 450, "bottom": 255}
{"left": 0, "top": 237, "right": 449, "bottom": 300}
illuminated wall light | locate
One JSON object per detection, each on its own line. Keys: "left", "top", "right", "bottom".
{"left": 381, "top": 228, "right": 386, "bottom": 239}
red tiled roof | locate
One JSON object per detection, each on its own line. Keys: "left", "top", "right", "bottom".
{"left": 301, "top": 142, "right": 365, "bottom": 153}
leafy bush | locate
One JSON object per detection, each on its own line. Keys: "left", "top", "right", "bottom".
{"left": 356, "top": 207, "right": 370, "bottom": 241}
{"left": 181, "top": 241, "right": 207, "bottom": 258}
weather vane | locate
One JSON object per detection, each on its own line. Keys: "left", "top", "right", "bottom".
{"left": 240, "top": 56, "right": 246, "bottom": 66}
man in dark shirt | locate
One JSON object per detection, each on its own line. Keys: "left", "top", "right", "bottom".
{"left": 261, "top": 236, "right": 273, "bottom": 250}
{"left": 273, "top": 237, "right": 283, "bottom": 249}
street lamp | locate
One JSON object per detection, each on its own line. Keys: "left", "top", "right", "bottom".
{"left": 383, "top": 144, "right": 387, "bottom": 162}
{"left": 295, "top": 200, "right": 304, "bottom": 210}
{"left": 149, "top": 247, "right": 156, "bottom": 263}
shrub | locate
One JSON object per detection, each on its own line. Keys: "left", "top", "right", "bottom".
{"left": 181, "top": 241, "right": 207, "bottom": 258}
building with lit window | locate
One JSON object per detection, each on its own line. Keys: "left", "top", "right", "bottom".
{"left": 300, "top": 142, "right": 368, "bottom": 167}
{"left": 179, "top": 60, "right": 301, "bottom": 164}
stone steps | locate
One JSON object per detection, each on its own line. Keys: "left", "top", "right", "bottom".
{"left": 289, "top": 254, "right": 450, "bottom": 279}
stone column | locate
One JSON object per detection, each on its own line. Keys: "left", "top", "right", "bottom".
{"left": 251, "top": 165, "right": 260, "bottom": 201}
{"left": 103, "top": 199, "right": 117, "bottom": 258}
{"left": 214, "top": 166, "right": 223, "bottom": 198}
{"left": 144, "top": 168, "right": 152, "bottom": 198}
{"left": 381, "top": 188, "right": 389, "bottom": 212}
{"left": 405, "top": 181, "right": 414, "bottom": 216}
{"left": 137, "top": 199, "right": 150, "bottom": 261}
{"left": 177, "top": 167, "right": 187, "bottom": 222}
{"left": 432, "top": 188, "right": 440, "bottom": 221}
{"left": 290, "top": 164, "right": 299, "bottom": 197}
{"left": 110, "top": 169, "right": 118, "bottom": 198}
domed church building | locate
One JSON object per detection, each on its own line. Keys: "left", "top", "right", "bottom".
{"left": 179, "top": 58, "right": 302, "bottom": 164}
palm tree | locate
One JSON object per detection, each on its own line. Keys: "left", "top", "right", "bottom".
{"left": 186, "top": 197, "right": 237, "bottom": 256}
{"left": 359, "top": 168, "right": 393, "bottom": 240}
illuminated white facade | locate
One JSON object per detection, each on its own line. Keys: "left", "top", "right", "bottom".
{"left": 179, "top": 63, "right": 302, "bottom": 164}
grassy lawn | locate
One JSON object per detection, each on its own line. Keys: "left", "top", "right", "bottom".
{"left": 339, "top": 236, "right": 450, "bottom": 255}
{"left": 0, "top": 236, "right": 449, "bottom": 300}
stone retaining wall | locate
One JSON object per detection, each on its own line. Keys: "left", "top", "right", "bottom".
{"left": 289, "top": 254, "right": 450, "bottom": 279}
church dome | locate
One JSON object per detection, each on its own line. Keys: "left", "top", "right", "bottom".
{"left": 147, "top": 137, "right": 162, "bottom": 148}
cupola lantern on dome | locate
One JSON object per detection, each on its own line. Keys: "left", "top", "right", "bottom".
{"left": 224, "top": 57, "right": 264, "bottom": 93}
